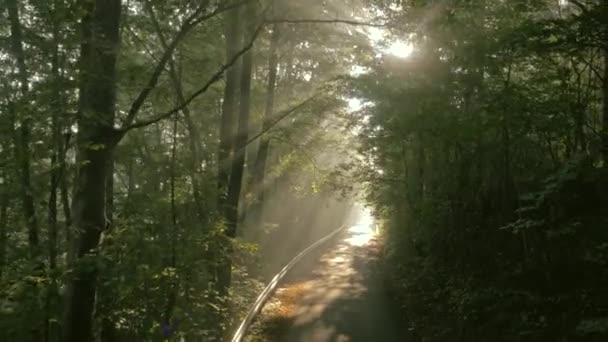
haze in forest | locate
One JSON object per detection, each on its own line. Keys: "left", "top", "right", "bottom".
{"left": 1, "top": 0, "right": 607, "bottom": 341}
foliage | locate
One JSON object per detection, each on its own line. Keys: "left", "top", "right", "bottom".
{"left": 0, "top": 0, "right": 364, "bottom": 340}
{"left": 356, "top": 0, "right": 608, "bottom": 340}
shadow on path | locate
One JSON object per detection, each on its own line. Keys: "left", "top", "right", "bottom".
{"left": 254, "top": 222, "right": 409, "bottom": 342}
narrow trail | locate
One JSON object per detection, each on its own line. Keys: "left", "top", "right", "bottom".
{"left": 252, "top": 215, "right": 407, "bottom": 342}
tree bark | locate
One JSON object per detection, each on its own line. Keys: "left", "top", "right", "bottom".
{"left": 99, "top": 150, "right": 116, "bottom": 342}
{"left": 61, "top": 1, "right": 121, "bottom": 341}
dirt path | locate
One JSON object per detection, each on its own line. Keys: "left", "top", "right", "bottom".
{"left": 251, "top": 221, "right": 407, "bottom": 342}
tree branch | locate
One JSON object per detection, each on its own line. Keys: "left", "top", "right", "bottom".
{"left": 122, "top": 0, "right": 251, "bottom": 128}
{"left": 120, "top": 23, "right": 265, "bottom": 133}
{"left": 245, "top": 94, "right": 319, "bottom": 146}
{"left": 266, "top": 18, "right": 388, "bottom": 28}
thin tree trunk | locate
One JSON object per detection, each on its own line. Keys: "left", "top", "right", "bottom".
{"left": 61, "top": 1, "right": 121, "bottom": 341}
{"left": 502, "top": 59, "right": 514, "bottom": 214}
{"left": 164, "top": 116, "right": 179, "bottom": 330}
{"left": 7, "top": 0, "right": 40, "bottom": 260}
{"left": 60, "top": 157, "right": 72, "bottom": 259}
{"left": 0, "top": 193, "right": 8, "bottom": 278}
{"left": 572, "top": 63, "right": 587, "bottom": 153}
{"left": 147, "top": 5, "right": 206, "bottom": 222}
{"left": 416, "top": 133, "right": 426, "bottom": 203}
{"left": 602, "top": 44, "right": 608, "bottom": 163}
{"left": 45, "top": 2, "right": 65, "bottom": 339}
{"left": 250, "top": 25, "right": 280, "bottom": 227}
{"left": 171, "top": 64, "right": 206, "bottom": 221}
{"left": 48, "top": 2, "right": 62, "bottom": 276}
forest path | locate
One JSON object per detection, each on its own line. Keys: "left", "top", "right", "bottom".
{"left": 251, "top": 216, "right": 406, "bottom": 342}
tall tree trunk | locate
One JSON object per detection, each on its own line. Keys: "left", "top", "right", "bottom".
{"left": 214, "top": 3, "right": 242, "bottom": 302}
{"left": 61, "top": 1, "right": 121, "bottom": 341}
{"left": 602, "top": 44, "right": 608, "bottom": 163}
{"left": 217, "top": 3, "right": 242, "bottom": 213}
{"left": 250, "top": 25, "right": 280, "bottom": 227}
{"left": 48, "top": 5, "right": 62, "bottom": 276}
{"left": 219, "top": 4, "right": 255, "bottom": 290}
{"left": 6, "top": 0, "right": 40, "bottom": 260}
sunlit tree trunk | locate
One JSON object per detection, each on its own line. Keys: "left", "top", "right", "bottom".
{"left": 220, "top": 4, "right": 255, "bottom": 290}
{"left": 250, "top": 25, "right": 281, "bottom": 227}
{"left": 62, "top": 1, "right": 121, "bottom": 341}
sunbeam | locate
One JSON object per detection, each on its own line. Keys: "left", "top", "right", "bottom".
{"left": 346, "top": 208, "right": 376, "bottom": 246}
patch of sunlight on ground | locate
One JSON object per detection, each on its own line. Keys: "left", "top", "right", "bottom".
{"left": 346, "top": 209, "right": 376, "bottom": 247}
{"left": 329, "top": 255, "right": 347, "bottom": 264}
{"left": 266, "top": 282, "right": 313, "bottom": 319}
{"left": 255, "top": 283, "right": 314, "bottom": 340}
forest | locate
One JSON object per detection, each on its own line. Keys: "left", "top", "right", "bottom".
{"left": 0, "top": 0, "right": 607, "bottom": 341}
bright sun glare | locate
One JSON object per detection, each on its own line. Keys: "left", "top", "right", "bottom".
{"left": 346, "top": 208, "right": 376, "bottom": 246}
{"left": 348, "top": 98, "right": 362, "bottom": 112}
{"left": 385, "top": 41, "right": 414, "bottom": 58}
{"left": 366, "top": 27, "right": 413, "bottom": 59}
